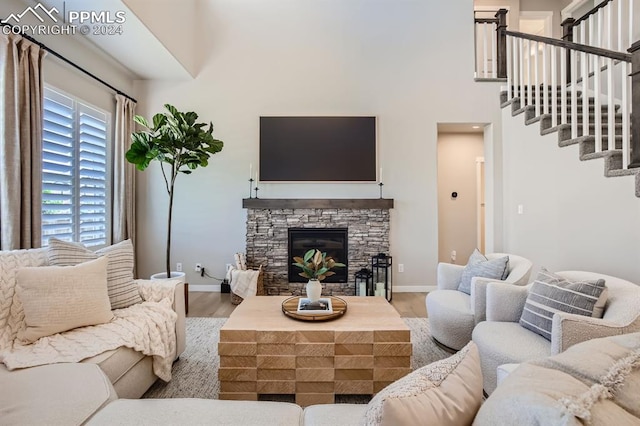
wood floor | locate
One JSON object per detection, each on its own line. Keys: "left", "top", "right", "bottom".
{"left": 187, "top": 292, "right": 427, "bottom": 318}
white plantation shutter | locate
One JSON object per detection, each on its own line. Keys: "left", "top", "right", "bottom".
{"left": 78, "top": 104, "right": 108, "bottom": 246}
{"left": 42, "top": 87, "right": 110, "bottom": 247}
{"left": 42, "top": 90, "right": 74, "bottom": 244}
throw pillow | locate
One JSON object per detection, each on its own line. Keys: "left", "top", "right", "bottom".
{"left": 16, "top": 256, "right": 114, "bottom": 344}
{"left": 457, "top": 249, "right": 509, "bottom": 295}
{"left": 362, "top": 341, "right": 483, "bottom": 426}
{"left": 474, "top": 333, "right": 640, "bottom": 425}
{"left": 519, "top": 269, "right": 607, "bottom": 341}
{"left": 46, "top": 238, "right": 142, "bottom": 310}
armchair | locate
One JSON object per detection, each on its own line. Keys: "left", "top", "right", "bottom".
{"left": 472, "top": 271, "right": 640, "bottom": 394}
{"left": 425, "top": 253, "right": 532, "bottom": 350}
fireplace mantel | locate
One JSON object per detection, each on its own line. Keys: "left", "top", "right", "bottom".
{"left": 242, "top": 198, "right": 394, "bottom": 209}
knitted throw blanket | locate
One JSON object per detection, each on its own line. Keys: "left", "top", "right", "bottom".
{"left": 0, "top": 279, "right": 177, "bottom": 382}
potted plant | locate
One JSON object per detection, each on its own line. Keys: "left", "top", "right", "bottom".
{"left": 126, "top": 104, "right": 223, "bottom": 279}
{"left": 292, "top": 249, "right": 345, "bottom": 302}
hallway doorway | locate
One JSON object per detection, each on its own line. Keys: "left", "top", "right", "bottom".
{"left": 437, "top": 124, "right": 486, "bottom": 264}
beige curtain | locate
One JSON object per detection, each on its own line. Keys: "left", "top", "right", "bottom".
{"left": 0, "top": 33, "right": 45, "bottom": 250}
{"left": 112, "top": 94, "right": 137, "bottom": 256}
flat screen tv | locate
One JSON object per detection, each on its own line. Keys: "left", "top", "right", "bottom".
{"left": 260, "top": 116, "right": 376, "bottom": 182}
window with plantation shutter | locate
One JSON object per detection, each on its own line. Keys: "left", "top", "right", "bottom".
{"left": 42, "top": 87, "right": 111, "bottom": 247}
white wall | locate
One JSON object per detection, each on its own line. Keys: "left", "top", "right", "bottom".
{"left": 437, "top": 133, "right": 484, "bottom": 264}
{"left": 501, "top": 107, "right": 640, "bottom": 283}
{"left": 133, "top": 0, "right": 505, "bottom": 289}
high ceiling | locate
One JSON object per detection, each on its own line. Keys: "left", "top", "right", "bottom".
{"left": 35, "top": 0, "right": 195, "bottom": 80}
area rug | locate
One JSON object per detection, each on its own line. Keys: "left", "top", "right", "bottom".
{"left": 143, "top": 317, "right": 450, "bottom": 400}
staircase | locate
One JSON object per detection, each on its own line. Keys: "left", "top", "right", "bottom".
{"left": 475, "top": 3, "right": 640, "bottom": 197}
{"left": 499, "top": 87, "right": 639, "bottom": 197}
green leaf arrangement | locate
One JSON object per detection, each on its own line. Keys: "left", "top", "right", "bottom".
{"left": 292, "top": 249, "right": 346, "bottom": 281}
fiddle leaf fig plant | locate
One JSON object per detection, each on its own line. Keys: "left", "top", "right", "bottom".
{"left": 126, "top": 104, "right": 223, "bottom": 278}
{"left": 292, "top": 249, "right": 345, "bottom": 281}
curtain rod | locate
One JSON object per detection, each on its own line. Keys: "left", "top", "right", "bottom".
{"left": 1, "top": 23, "right": 137, "bottom": 103}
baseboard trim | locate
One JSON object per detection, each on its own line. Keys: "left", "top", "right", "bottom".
{"left": 188, "top": 284, "right": 436, "bottom": 293}
{"left": 394, "top": 285, "right": 435, "bottom": 293}
{"left": 188, "top": 284, "right": 220, "bottom": 292}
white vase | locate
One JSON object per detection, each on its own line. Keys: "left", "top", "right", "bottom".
{"left": 150, "top": 271, "right": 186, "bottom": 284}
{"left": 305, "top": 279, "right": 322, "bottom": 302}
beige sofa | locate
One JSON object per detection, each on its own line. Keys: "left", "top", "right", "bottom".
{"left": 2, "top": 333, "right": 638, "bottom": 425}
{"left": 0, "top": 247, "right": 186, "bottom": 399}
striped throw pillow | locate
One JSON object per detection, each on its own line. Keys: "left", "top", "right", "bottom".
{"left": 458, "top": 249, "right": 510, "bottom": 295}
{"left": 47, "top": 238, "right": 142, "bottom": 310}
{"left": 519, "top": 269, "right": 606, "bottom": 341}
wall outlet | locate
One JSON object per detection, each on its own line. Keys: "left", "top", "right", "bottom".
{"left": 517, "top": 204, "right": 524, "bottom": 214}
{"left": 451, "top": 250, "right": 457, "bottom": 262}
{"left": 195, "top": 263, "right": 202, "bottom": 273}
{"left": 398, "top": 264, "right": 404, "bottom": 273}
{"left": 176, "top": 262, "right": 183, "bottom": 272}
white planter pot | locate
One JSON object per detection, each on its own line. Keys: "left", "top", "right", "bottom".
{"left": 150, "top": 271, "right": 186, "bottom": 284}
{"left": 305, "top": 279, "right": 322, "bottom": 302}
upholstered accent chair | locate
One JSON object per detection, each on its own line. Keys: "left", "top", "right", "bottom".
{"left": 426, "top": 253, "right": 533, "bottom": 351}
{"left": 472, "top": 271, "right": 640, "bottom": 395}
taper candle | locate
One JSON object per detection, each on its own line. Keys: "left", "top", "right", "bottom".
{"left": 379, "top": 167, "right": 383, "bottom": 182}
{"left": 249, "top": 163, "right": 253, "bottom": 179}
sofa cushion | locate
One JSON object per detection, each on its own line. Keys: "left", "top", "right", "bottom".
{"left": 519, "top": 269, "right": 607, "bottom": 341}
{"left": 474, "top": 333, "right": 640, "bottom": 425}
{"left": 303, "top": 404, "right": 367, "bottom": 426}
{"left": 47, "top": 238, "right": 142, "bottom": 309}
{"left": 458, "top": 250, "right": 509, "bottom": 295}
{"left": 87, "top": 399, "right": 304, "bottom": 426}
{"left": 17, "top": 256, "right": 113, "bottom": 344}
{"left": 472, "top": 321, "right": 551, "bottom": 395}
{"left": 362, "top": 341, "right": 483, "bottom": 426}
{"left": 0, "top": 363, "right": 116, "bottom": 425}
{"left": 83, "top": 346, "right": 146, "bottom": 384}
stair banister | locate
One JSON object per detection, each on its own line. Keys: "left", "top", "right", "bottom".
{"left": 562, "top": 0, "right": 635, "bottom": 53}
{"left": 496, "top": 9, "right": 507, "bottom": 79}
{"left": 504, "top": 31, "right": 631, "bottom": 62}
{"left": 629, "top": 41, "right": 640, "bottom": 168}
{"left": 504, "top": 29, "right": 635, "bottom": 168}
{"left": 562, "top": 18, "right": 576, "bottom": 84}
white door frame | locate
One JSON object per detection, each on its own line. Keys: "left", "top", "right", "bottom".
{"left": 476, "top": 157, "right": 485, "bottom": 252}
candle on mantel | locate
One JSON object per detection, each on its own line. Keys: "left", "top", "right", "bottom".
{"left": 249, "top": 163, "right": 253, "bottom": 180}
{"left": 379, "top": 167, "right": 383, "bottom": 182}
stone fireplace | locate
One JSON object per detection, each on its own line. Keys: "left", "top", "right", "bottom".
{"left": 244, "top": 198, "right": 393, "bottom": 296}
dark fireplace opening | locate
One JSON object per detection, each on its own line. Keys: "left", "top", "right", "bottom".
{"left": 288, "top": 228, "right": 348, "bottom": 283}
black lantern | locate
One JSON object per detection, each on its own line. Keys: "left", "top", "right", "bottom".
{"left": 371, "top": 253, "right": 392, "bottom": 301}
{"left": 354, "top": 268, "right": 373, "bottom": 296}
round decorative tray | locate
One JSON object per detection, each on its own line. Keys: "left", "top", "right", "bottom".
{"left": 281, "top": 296, "right": 348, "bottom": 322}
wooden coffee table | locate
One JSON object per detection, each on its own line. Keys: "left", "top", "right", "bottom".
{"left": 218, "top": 296, "right": 411, "bottom": 406}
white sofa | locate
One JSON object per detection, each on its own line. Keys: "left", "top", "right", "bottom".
{"left": 472, "top": 271, "right": 640, "bottom": 394}
{"left": 0, "top": 247, "right": 186, "bottom": 399}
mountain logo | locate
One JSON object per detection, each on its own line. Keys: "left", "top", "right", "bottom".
{"left": 2, "top": 3, "right": 60, "bottom": 24}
